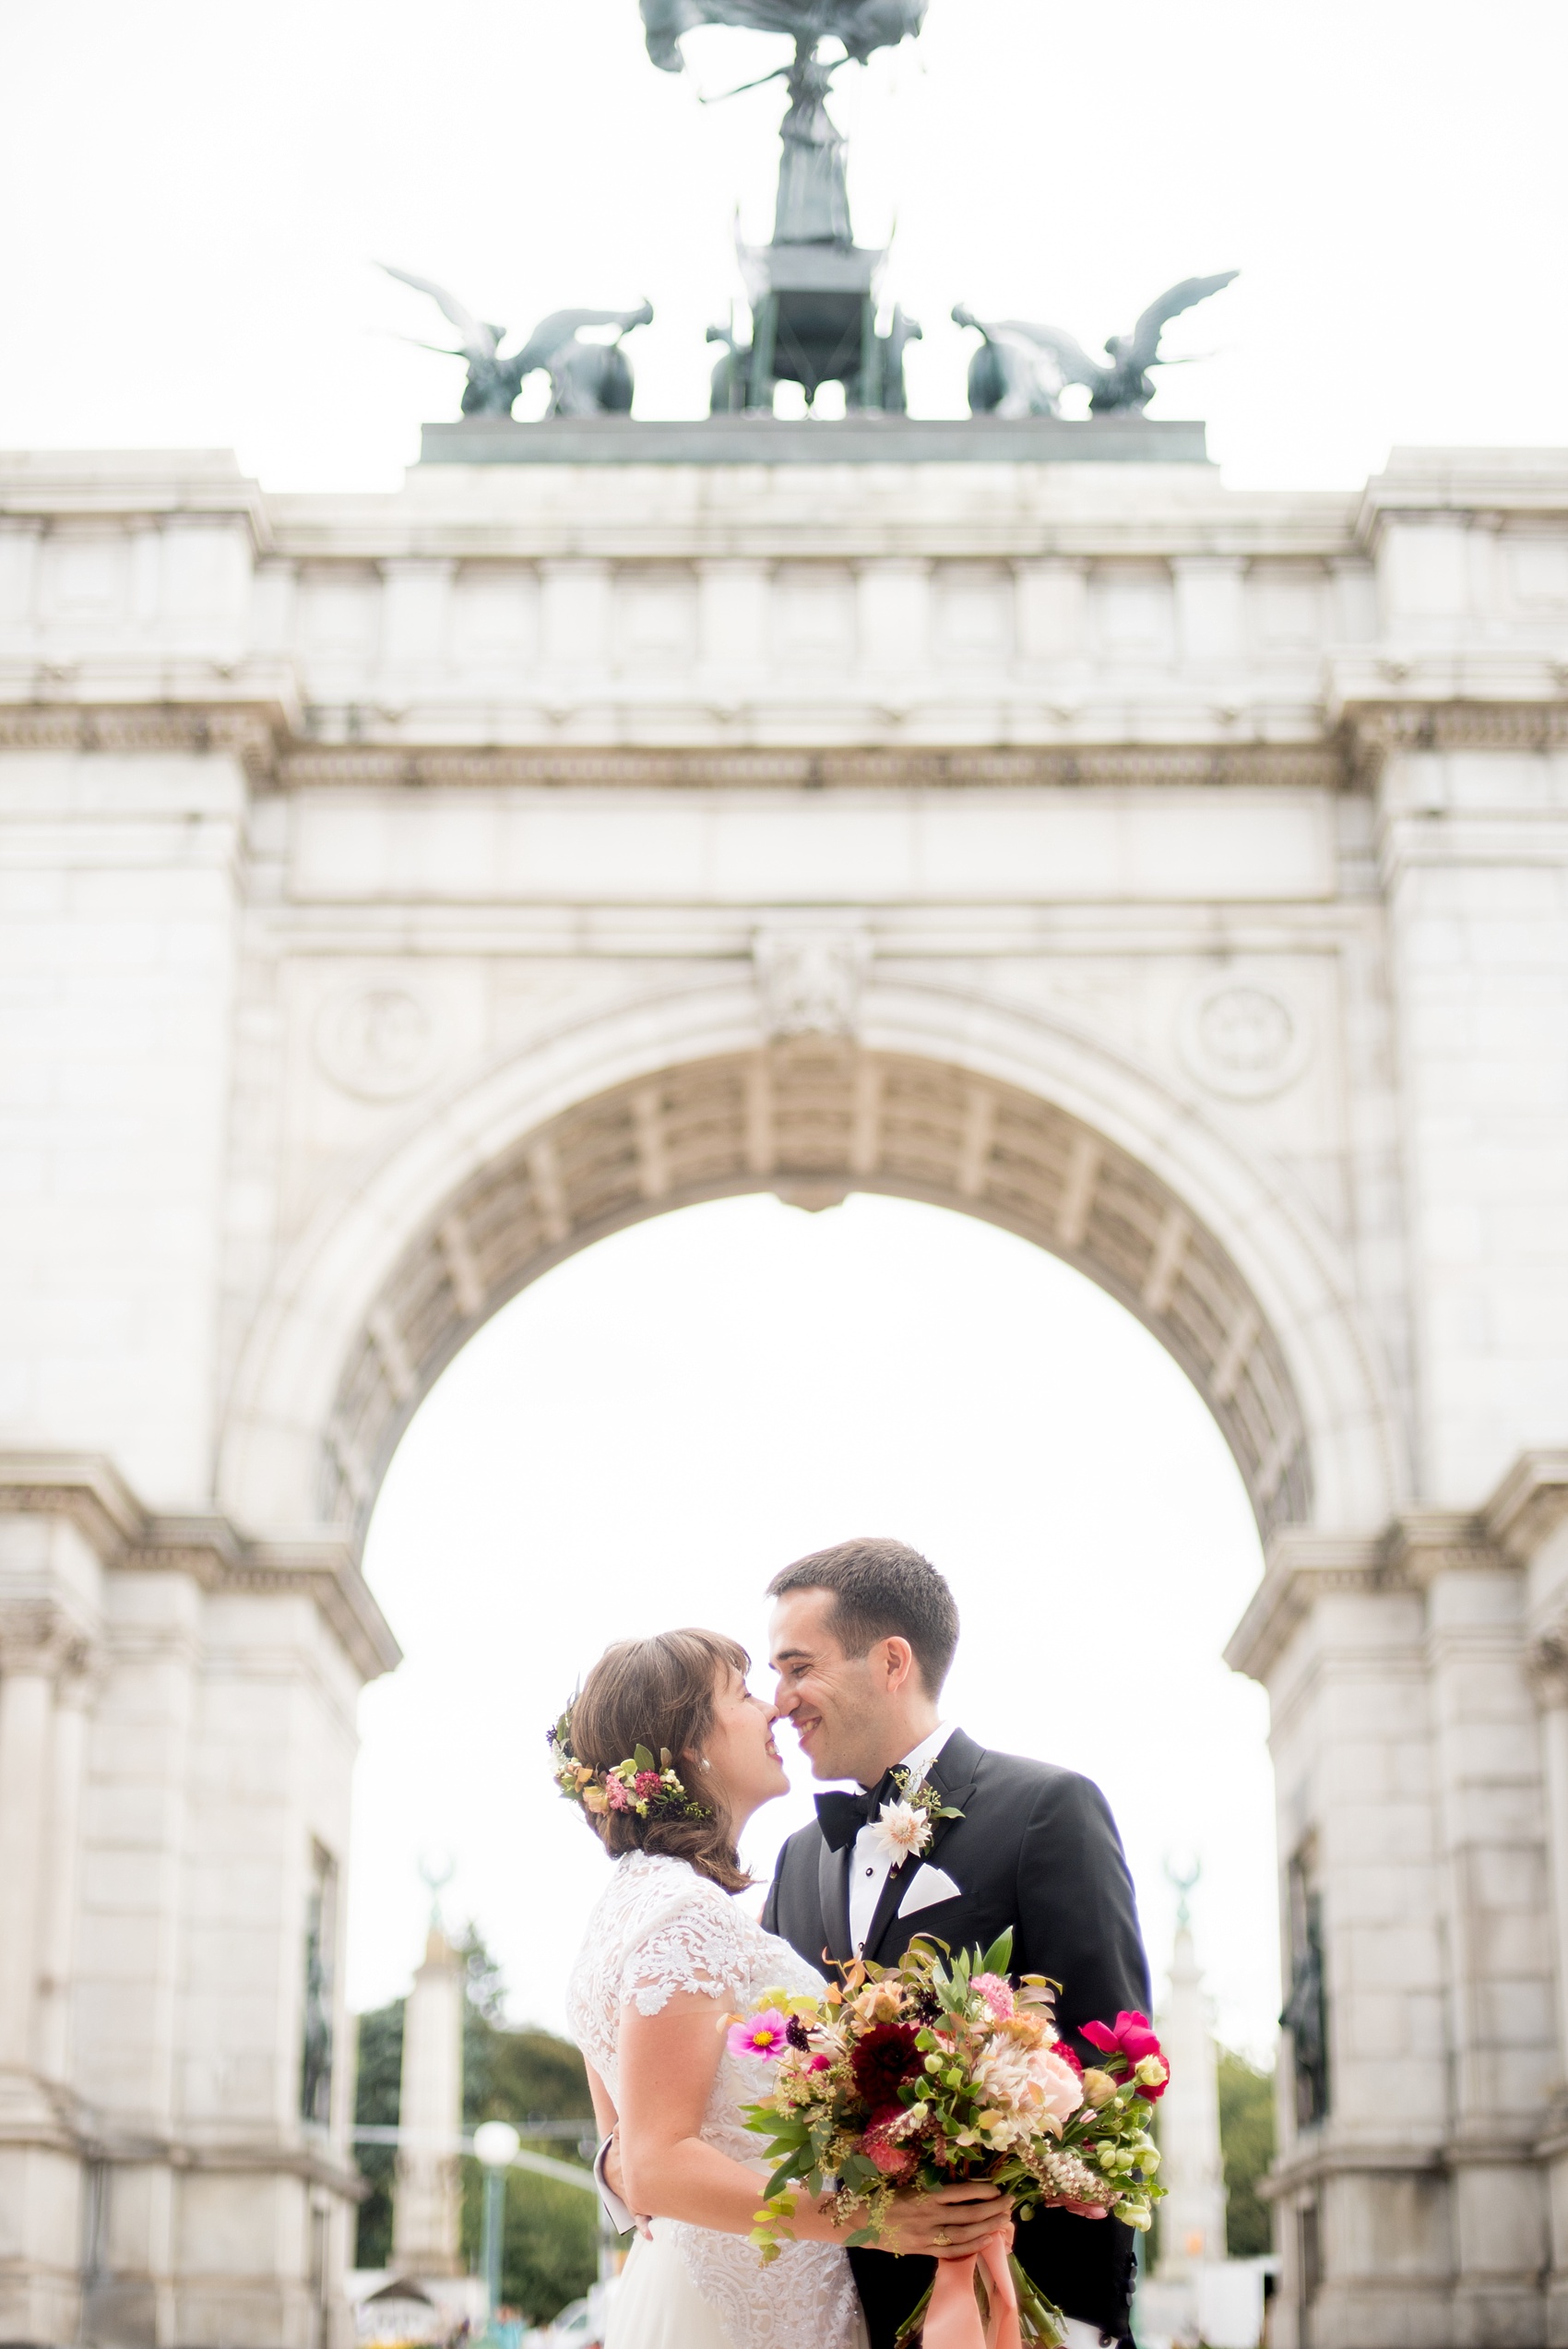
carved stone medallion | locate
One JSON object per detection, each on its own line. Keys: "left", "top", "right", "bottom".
{"left": 315, "top": 983, "right": 444, "bottom": 1102}
{"left": 1179, "top": 973, "right": 1312, "bottom": 1101}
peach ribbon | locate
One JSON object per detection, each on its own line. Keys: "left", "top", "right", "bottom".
{"left": 921, "top": 2235, "right": 1023, "bottom": 2349}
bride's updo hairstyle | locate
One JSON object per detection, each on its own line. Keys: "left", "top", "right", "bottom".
{"left": 571, "top": 1628, "right": 752, "bottom": 1892}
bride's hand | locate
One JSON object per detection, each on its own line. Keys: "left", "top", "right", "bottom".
{"left": 874, "top": 2180, "right": 1011, "bottom": 2259}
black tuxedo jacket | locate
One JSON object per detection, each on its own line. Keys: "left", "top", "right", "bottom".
{"left": 761, "top": 1729, "right": 1149, "bottom": 2349}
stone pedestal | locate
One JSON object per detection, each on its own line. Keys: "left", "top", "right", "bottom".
{"left": 1155, "top": 1910, "right": 1229, "bottom": 2277}
{"left": 392, "top": 1929, "right": 465, "bottom": 2280}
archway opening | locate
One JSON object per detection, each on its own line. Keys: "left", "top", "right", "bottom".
{"left": 346, "top": 1188, "right": 1277, "bottom": 2061}
{"left": 322, "top": 1044, "right": 1313, "bottom": 1546}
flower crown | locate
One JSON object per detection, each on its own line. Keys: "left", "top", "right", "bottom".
{"left": 548, "top": 1702, "right": 711, "bottom": 1823}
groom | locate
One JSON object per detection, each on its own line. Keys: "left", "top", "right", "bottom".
{"left": 762, "top": 1538, "right": 1149, "bottom": 2349}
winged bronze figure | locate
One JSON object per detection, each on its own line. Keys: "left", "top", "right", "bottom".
{"left": 957, "top": 272, "right": 1238, "bottom": 418}
{"left": 383, "top": 266, "right": 653, "bottom": 419}
{"left": 640, "top": 0, "right": 927, "bottom": 73}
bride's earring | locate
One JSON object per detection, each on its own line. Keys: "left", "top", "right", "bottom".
{"left": 701, "top": 1758, "right": 712, "bottom": 1771}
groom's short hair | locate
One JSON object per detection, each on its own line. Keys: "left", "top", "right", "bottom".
{"left": 766, "top": 1538, "right": 959, "bottom": 1697}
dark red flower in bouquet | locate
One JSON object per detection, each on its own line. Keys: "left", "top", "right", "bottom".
{"left": 851, "top": 2022, "right": 923, "bottom": 2111}
{"left": 861, "top": 2105, "right": 919, "bottom": 2181}
{"left": 1080, "top": 2010, "right": 1169, "bottom": 2100}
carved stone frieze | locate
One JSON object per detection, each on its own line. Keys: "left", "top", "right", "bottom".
{"left": 1344, "top": 698, "right": 1568, "bottom": 784}
{"left": 0, "top": 706, "right": 1346, "bottom": 793}
{"left": 0, "top": 702, "right": 279, "bottom": 784}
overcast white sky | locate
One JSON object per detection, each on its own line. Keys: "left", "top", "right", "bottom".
{"left": 2, "top": 1, "right": 1566, "bottom": 487}
{"left": 352, "top": 1196, "right": 1276, "bottom": 2056}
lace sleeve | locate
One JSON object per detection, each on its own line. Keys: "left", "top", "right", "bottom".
{"left": 623, "top": 1889, "right": 754, "bottom": 2019}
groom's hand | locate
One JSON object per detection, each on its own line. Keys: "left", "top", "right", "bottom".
{"left": 878, "top": 2180, "right": 1010, "bottom": 2259}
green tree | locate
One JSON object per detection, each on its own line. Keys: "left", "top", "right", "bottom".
{"left": 1218, "top": 2047, "right": 1276, "bottom": 2258}
{"left": 350, "top": 1928, "right": 604, "bottom": 2320}
{"left": 458, "top": 1926, "right": 604, "bottom": 2326}
{"left": 351, "top": 2001, "right": 405, "bottom": 2271}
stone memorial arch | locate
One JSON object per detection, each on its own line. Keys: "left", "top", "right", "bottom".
{"left": 3, "top": 429, "right": 1568, "bottom": 2349}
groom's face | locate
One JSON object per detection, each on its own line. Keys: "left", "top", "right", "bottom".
{"left": 768, "top": 1588, "right": 889, "bottom": 1786}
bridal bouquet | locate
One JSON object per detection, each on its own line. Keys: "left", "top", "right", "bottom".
{"left": 728, "top": 1933, "right": 1168, "bottom": 2349}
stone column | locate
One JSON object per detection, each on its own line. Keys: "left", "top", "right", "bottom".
{"left": 35, "top": 1659, "right": 94, "bottom": 2087}
{"left": 392, "top": 1926, "right": 465, "bottom": 2278}
{"left": 1155, "top": 1904, "right": 1229, "bottom": 2278}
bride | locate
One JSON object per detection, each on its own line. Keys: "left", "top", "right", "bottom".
{"left": 563, "top": 1628, "right": 1009, "bottom": 2349}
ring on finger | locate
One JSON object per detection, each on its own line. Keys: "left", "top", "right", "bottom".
{"left": 933, "top": 2229, "right": 950, "bottom": 2248}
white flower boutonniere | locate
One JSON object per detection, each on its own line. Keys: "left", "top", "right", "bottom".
{"left": 866, "top": 1767, "right": 964, "bottom": 1868}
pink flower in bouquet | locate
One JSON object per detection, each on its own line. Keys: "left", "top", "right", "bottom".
{"left": 634, "top": 1771, "right": 663, "bottom": 1799}
{"left": 974, "top": 1973, "right": 1016, "bottom": 2022}
{"left": 605, "top": 1776, "right": 631, "bottom": 1811}
{"left": 728, "top": 2010, "right": 791, "bottom": 2060}
{"left": 1030, "top": 2046, "right": 1087, "bottom": 2132}
{"left": 862, "top": 2105, "right": 919, "bottom": 2181}
{"left": 1080, "top": 2011, "right": 1169, "bottom": 2101}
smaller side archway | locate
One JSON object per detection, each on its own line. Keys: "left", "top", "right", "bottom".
{"left": 322, "top": 1045, "right": 1313, "bottom": 1542}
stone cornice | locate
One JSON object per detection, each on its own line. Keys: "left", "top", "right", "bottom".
{"left": 1382, "top": 1508, "right": 1503, "bottom": 1587}
{"left": 1263, "top": 2122, "right": 1547, "bottom": 2200}
{"left": 1485, "top": 1450, "right": 1568, "bottom": 1567}
{"left": 1338, "top": 695, "right": 1568, "bottom": 784}
{"left": 1226, "top": 1505, "right": 1524, "bottom": 1684}
{"left": 1260, "top": 2133, "right": 1446, "bottom": 2199}
{"left": 1356, "top": 448, "right": 1568, "bottom": 543}
{"left": 1223, "top": 1531, "right": 1389, "bottom": 1685}
{"left": 0, "top": 699, "right": 284, "bottom": 787}
{"left": 0, "top": 702, "right": 1347, "bottom": 794}
{"left": 0, "top": 449, "right": 275, "bottom": 554}
{"left": 0, "top": 1452, "right": 400, "bottom": 1681}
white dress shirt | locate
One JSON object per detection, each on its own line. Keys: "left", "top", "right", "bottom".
{"left": 848, "top": 1721, "right": 954, "bottom": 1955}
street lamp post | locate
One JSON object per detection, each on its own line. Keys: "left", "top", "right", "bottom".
{"left": 472, "top": 2122, "right": 521, "bottom": 2331}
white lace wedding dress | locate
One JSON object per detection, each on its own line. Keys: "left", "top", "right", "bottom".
{"left": 566, "top": 1850, "right": 868, "bottom": 2349}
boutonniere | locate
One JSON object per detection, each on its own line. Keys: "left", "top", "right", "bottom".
{"left": 866, "top": 1766, "right": 964, "bottom": 1868}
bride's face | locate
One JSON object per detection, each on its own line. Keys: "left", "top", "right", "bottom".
{"left": 697, "top": 1669, "right": 789, "bottom": 1824}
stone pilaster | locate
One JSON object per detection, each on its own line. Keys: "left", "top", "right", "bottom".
{"left": 1394, "top": 1516, "right": 1550, "bottom": 2349}
{"left": 0, "top": 1521, "right": 103, "bottom": 2349}
{"left": 1229, "top": 1530, "right": 1451, "bottom": 2349}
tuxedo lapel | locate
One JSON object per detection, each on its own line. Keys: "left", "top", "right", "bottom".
{"left": 818, "top": 1830, "right": 853, "bottom": 1969}
{"left": 866, "top": 1728, "right": 983, "bottom": 1962}
{"left": 914, "top": 1725, "right": 981, "bottom": 1876}
{"left": 861, "top": 1847, "right": 918, "bottom": 1959}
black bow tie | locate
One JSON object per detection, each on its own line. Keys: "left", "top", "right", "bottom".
{"left": 815, "top": 1773, "right": 898, "bottom": 1854}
